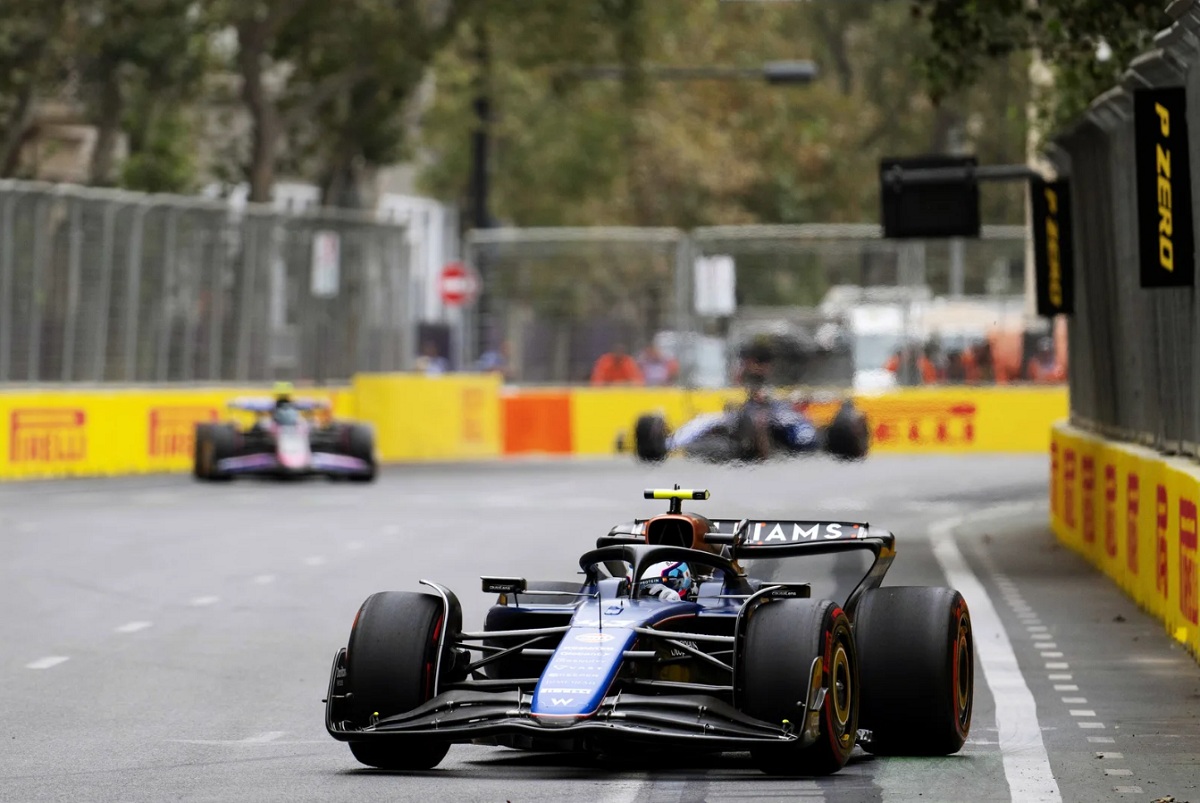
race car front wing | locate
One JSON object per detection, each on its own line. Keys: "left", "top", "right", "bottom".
{"left": 323, "top": 648, "right": 826, "bottom": 752}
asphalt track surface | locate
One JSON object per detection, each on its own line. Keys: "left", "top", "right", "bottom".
{"left": 2, "top": 455, "right": 1199, "bottom": 803}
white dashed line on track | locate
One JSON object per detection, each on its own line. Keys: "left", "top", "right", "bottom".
{"left": 1054, "top": 684, "right": 1079, "bottom": 691}
{"left": 303, "top": 556, "right": 326, "bottom": 566}
{"left": 1113, "top": 787, "right": 1143, "bottom": 794}
{"left": 114, "top": 621, "right": 153, "bottom": 634}
{"left": 253, "top": 574, "right": 276, "bottom": 585}
{"left": 26, "top": 656, "right": 69, "bottom": 669}
{"left": 190, "top": 596, "right": 220, "bottom": 606}
{"left": 1088, "top": 736, "right": 1116, "bottom": 744}
{"left": 345, "top": 540, "right": 364, "bottom": 551}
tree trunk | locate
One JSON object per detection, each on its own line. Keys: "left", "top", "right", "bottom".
{"left": 813, "top": 9, "right": 854, "bottom": 96}
{"left": 0, "top": 81, "right": 37, "bottom": 178}
{"left": 237, "top": 21, "right": 278, "bottom": 204}
{"left": 88, "top": 67, "right": 124, "bottom": 186}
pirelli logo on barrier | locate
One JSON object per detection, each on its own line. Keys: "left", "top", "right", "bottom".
{"left": 1181, "top": 498, "right": 1199, "bottom": 626}
{"left": 1135, "top": 86, "right": 1195, "bottom": 288}
{"left": 1127, "top": 472, "right": 1140, "bottom": 575}
{"left": 1063, "top": 448, "right": 1077, "bottom": 530}
{"left": 870, "top": 402, "right": 975, "bottom": 446}
{"left": 148, "top": 407, "right": 218, "bottom": 458}
{"left": 1104, "top": 463, "right": 1118, "bottom": 559}
{"left": 1050, "top": 441, "right": 1060, "bottom": 518}
{"left": 9, "top": 409, "right": 87, "bottom": 463}
{"left": 1081, "top": 455, "right": 1096, "bottom": 545}
{"left": 1031, "top": 177, "right": 1074, "bottom": 315}
{"left": 1157, "top": 483, "right": 1170, "bottom": 599}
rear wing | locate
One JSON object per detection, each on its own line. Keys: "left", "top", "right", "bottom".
{"left": 228, "top": 396, "right": 332, "bottom": 413}
{"left": 603, "top": 517, "right": 894, "bottom": 558}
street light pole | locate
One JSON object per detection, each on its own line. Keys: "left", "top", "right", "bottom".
{"left": 470, "top": 19, "right": 491, "bottom": 232}
{"left": 469, "top": 15, "right": 493, "bottom": 367}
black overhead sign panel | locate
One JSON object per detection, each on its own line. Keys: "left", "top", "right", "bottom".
{"left": 1030, "top": 177, "right": 1074, "bottom": 316}
{"left": 1135, "top": 86, "right": 1195, "bottom": 288}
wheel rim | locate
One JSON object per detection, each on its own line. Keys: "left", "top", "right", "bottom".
{"left": 953, "top": 616, "right": 973, "bottom": 731}
{"left": 830, "top": 640, "right": 853, "bottom": 732}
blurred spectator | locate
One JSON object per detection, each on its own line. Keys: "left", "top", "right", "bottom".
{"left": 638, "top": 342, "right": 679, "bottom": 386}
{"left": 970, "top": 340, "right": 994, "bottom": 383}
{"left": 591, "top": 342, "right": 644, "bottom": 386}
{"left": 918, "top": 342, "right": 942, "bottom": 384}
{"left": 476, "top": 340, "right": 511, "bottom": 381}
{"left": 1027, "top": 337, "right": 1066, "bottom": 382}
{"left": 944, "top": 349, "right": 967, "bottom": 383}
{"left": 416, "top": 340, "right": 449, "bottom": 376}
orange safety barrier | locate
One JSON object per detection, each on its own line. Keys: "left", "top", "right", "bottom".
{"left": 502, "top": 391, "right": 572, "bottom": 455}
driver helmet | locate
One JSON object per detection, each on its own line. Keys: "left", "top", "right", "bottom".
{"left": 638, "top": 561, "right": 693, "bottom": 600}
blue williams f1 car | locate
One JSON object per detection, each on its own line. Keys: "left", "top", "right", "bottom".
{"left": 627, "top": 391, "right": 870, "bottom": 463}
{"left": 324, "top": 488, "right": 973, "bottom": 775}
{"left": 193, "top": 384, "right": 376, "bottom": 482}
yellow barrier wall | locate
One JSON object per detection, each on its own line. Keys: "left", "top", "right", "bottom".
{"left": 585, "top": 386, "right": 1067, "bottom": 457}
{"left": 351, "top": 373, "right": 501, "bottom": 461}
{"left": 0, "top": 387, "right": 353, "bottom": 479}
{"left": 1050, "top": 423, "right": 1200, "bottom": 659}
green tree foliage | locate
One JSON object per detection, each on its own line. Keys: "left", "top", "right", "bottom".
{"left": 911, "top": 0, "right": 1169, "bottom": 137}
{"left": 73, "top": 0, "right": 211, "bottom": 188}
{"left": 418, "top": 0, "right": 1032, "bottom": 228}
{"left": 278, "top": 0, "right": 476, "bottom": 207}
{"left": 0, "top": 0, "right": 68, "bottom": 177}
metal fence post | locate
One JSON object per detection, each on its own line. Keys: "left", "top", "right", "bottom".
{"left": 90, "top": 201, "right": 120, "bottom": 382}
{"left": 207, "top": 219, "right": 227, "bottom": 381}
{"left": 155, "top": 207, "right": 179, "bottom": 382}
{"left": 27, "top": 193, "right": 49, "bottom": 382}
{"left": 0, "top": 190, "right": 17, "bottom": 382}
{"left": 234, "top": 215, "right": 259, "bottom": 382}
{"left": 122, "top": 203, "right": 150, "bottom": 381}
{"left": 61, "top": 198, "right": 84, "bottom": 381}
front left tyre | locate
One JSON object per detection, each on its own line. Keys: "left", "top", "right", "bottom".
{"left": 740, "top": 598, "right": 859, "bottom": 776}
{"left": 343, "top": 591, "right": 450, "bottom": 770}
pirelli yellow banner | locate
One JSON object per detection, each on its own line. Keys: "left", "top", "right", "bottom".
{"left": 1051, "top": 423, "right": 1200, "bottom": 661}
{"left": 0, "top": 387, "right": 352, "bottom": 480}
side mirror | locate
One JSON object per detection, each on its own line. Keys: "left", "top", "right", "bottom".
{"left": 481, "top": 576, "right": 527, "bottom": 594}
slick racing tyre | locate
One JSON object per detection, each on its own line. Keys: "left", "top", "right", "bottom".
{"left": 634, "top": 414, "right": 669, "bottom": 462}
{"left": 345, "top": 424, "right": 377, "bottom": 482}
{"left": 854, "top": 586, "right": 974, "bottom": 756}
{"left": 193, "top": 423, "right": 236, "bottom": 481}
{"left": 344, "top": 591, "right": 451, "bottom": 770}
{"left": 741, "top": 598, "right": 859, "bottom": 776}
{"left": 481, "top": 581, "right": 580, "bottom": 680}
{"left": 822, "top": 401, "right": 870, "bottom": 461}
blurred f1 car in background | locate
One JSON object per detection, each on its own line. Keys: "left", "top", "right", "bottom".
{"left": 622, "top": 389, "right": 870, "bottom": 464}
{"left": 619, "top": 327, "right": 870, "bottom": 463}
{"left": 193, "top": 384, "right": 376, "bottom": 482}
{"left": 324, "top": 487, "right": 974, "bottom": 775}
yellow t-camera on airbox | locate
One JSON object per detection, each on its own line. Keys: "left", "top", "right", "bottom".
{"left": 644, "top": 488, "right": 710, "bottom": 501}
